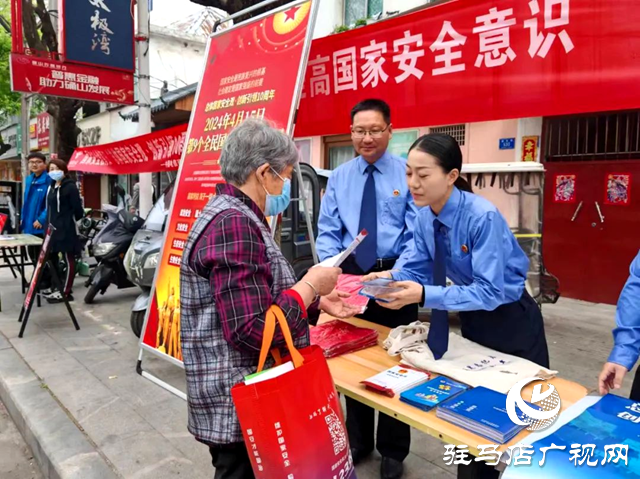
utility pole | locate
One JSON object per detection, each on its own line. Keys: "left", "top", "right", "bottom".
{"left": 48, "top": 0, "right": 57, "bottom": 156}
{"left": 137, "top": 0, "right": 153, "bottom": 217}
{"left": 20, "top": 95, "right": 30, "bottom": 187}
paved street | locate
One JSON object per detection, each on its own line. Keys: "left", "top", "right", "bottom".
{"left": 0, "top": 266, "right": 633, "bottom": 479}
{"left": 0, "top": 401, "right": 42, "bottom": 479}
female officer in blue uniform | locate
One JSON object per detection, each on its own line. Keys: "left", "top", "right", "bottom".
{"left": 366, "top": 133, "right": 550, "bottom": 479}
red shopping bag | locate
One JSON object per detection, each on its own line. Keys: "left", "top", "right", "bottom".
{"left": 231, "top": 306, "right": 356, "bottom": 479}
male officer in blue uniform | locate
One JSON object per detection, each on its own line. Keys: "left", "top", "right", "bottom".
{"left": 316, "top": 99, "right": 418, "bottom": 479}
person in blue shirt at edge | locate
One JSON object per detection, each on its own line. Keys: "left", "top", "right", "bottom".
{"left": 598, "top": 250, "right": 640, "bottom": 401}
{"left": 21, "top": 152, "right": 50, "bottom": 277}
{"left": 364, "top": 133, "right": 550, "bottom": 479}
{"left": 316, "top": 99, "right": 419, "bottom": 479}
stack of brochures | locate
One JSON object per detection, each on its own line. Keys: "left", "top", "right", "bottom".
{"left": 361, "top": 365, "right": 430, "bottom": 398}
{"left": 400, "top": 376, "right": 469, "bottom": 411}
{"left": 436, "top": 386, "right": 539, "bottom": 444}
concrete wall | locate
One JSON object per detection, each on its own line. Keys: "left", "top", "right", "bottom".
{"left": 383, "top": 0, "right": 429, "bottom": 13}
{"left": 467, "top": 119, "right": 519, "bottom": 164}
{"left": 148, "top": 29, "right": 207, "bottom": 95}
{"left": 315, "top": 0, "right": 344, "bottom": 38}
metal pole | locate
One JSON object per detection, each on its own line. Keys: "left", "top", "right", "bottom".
{"left": 48, "top": 0, "right": 57, "bottom": 156}
{"left": 137, "top": 0, "right": 153, "bottom": 217}
{"left": 20, "top": 95, "right": 30, "bottom": 187}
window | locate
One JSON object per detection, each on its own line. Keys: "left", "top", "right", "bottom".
{"left": 543, "top": 111, "right": 640, "bottom": 162}
{"left": 323, "top": 134, "right": 355, "bottom": 169}
{"left": 345, "top": 0, "right": 383, "bottom": 26}
{"left": 387, "top": 130, "right": 419, "bottom": 159}
{"left": 430, "top": 124, "right": 466, "bottom": 146}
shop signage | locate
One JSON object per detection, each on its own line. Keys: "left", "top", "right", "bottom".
{"left": 9, "top": 0, "right": 135, "bottom": 104}
{"left": 295, "top": 0, "right": 640, "bottom": 137}
{"left": 36, "top": 113, "right": 50, "bottom": 151}
{"left": 140, "top": 1, "right": 315, "bottom": 364}
{"left": 10, "top": 54, "right": 135, "bottom": 104}
{"left": 60, "top": 0, "right": 135, "bottom": 72}
{"left": 77, "top": 126, "right": 102, "bottom": 147}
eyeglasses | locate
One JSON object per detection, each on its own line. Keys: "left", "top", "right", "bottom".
{"left": 28, "top": 162, "right": 44, "bottom": 166}
{"left": 351, "top": 125, "right": 390, "bottom": 139}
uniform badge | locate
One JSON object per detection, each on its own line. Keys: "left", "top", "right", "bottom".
{"left": 461, "top": 244, "right": 469, "bottom": 254}
{"left": 393, "top": 189, "right": 400, "bottom": 197}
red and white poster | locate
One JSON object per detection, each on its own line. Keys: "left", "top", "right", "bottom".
{"left": 68, "top": 123, "right": 188, "bottom": 174}
{"left": 140, "top": 1, "right": 315, "bottom": 363}
{"left": 604, "top": 173, "right": 631, "bottom": 206}
{"left": 294, "top": 0, "right": 640, "bottom": 137}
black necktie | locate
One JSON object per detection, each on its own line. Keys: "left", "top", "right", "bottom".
{"left": 427, "top": 218, "right": 449, "bottom": 360}
{"left": 356, "top": 164, "right": 377, "bottom": 272}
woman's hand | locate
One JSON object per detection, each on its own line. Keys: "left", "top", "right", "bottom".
{"left": 300, "top": 266, "right": 341, "bottom": 296}
{"left": 375, "top": 281, "right": 423, "bottom": 310}
{"left": 360, "top": 270, "right": 393, "bottom": 282}
{"left": 319, "top": 289, "right": 361, "bottom": 319}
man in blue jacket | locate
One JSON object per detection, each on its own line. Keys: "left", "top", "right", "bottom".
{"left": 599, "top": 250, "right": 640, "bottom": 400}
{"left": 21, "top": 152, "right": 50, "bottom": 264}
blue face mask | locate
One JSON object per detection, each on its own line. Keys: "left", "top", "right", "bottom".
{"left": 49, "top": 170, "right": 64, "bottom": 182}
{"left": 263, "top": 167, "right": 291, "bottom": 217}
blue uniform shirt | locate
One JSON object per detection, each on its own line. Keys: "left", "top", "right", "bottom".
{"left": 393, "top": 187, "right": 530, "bottom": 312}
{"left": 608, "top": 251, "right": 640, "bottom": 371}
{"left": 316, "top": 151, "right": 418, "bottom": 262}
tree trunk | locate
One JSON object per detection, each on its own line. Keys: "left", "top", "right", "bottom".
{"left": 22, "top": 0, "right": 82, "bottom": 161}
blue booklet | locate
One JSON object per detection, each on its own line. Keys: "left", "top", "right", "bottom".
{"left": 400, "top": 376, "right": 469, "bottom": 411}
{"left": 436, "top": 386, "right": 539, "bottom": 444}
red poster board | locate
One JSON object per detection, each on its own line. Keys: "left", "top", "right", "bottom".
{"left": 140, "top": 1, "right": 316, "bottom": 364}
{"left": 294, "top": 0, "right": 640, "bottom": 137}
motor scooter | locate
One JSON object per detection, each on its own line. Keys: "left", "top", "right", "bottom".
{"left": 84, "top": 205, "right": 144, "bottom": 304}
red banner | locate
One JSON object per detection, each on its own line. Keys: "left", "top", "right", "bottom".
{"left": 10, "top": 53, "right": 134, "bottom": 104}
{"left": 36, "top": 113, "right": 50, "bottom": 151}
{"left": 294, "top": 0, "right": 640, "bottom": 137}
{"left": 141, "top": 1, "right": 314, "bottom": 363}
{"left": 68, "top": 123, "right": 188, "bottom": 174}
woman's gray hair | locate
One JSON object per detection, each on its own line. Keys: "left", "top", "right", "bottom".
{"left": 220, "top": 118, "right": 299, "bottom": 185}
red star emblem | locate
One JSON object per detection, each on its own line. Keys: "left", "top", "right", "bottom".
{"left": 283, "top": 6, "right": 300, "bottom": 22}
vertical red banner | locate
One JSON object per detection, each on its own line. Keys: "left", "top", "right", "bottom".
{"left": 140, "top": 1, "right": 315, "bottom": 363}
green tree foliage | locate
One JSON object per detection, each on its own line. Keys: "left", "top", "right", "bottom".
{"left": 0, "top": 0, "right": 21, "bottom": 123}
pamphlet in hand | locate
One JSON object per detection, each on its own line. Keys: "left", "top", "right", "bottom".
{"left": 359, "top": 278, "right": 403, "bottom": 303}
{"left": 315, "top": 230, "right": 368, "bottom": 268}
{"left": 361, "top": 365, "right": 430, "bottom": 398}
{"left": 400, "top": 376, "right": 470, "bottom": 412}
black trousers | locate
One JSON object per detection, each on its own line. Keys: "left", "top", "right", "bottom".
{"left": 209, "top": 443, "right": 254, "bottom": 479}
{"left": 457, "top": 290, "right": 550, "bottom": 479}
{"left": 341, "top": 255, "right": 418, "bottom": 462}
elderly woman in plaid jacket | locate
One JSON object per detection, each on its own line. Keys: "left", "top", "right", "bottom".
{"left": 180, "top": 119, "right": 360, "bottom": 479}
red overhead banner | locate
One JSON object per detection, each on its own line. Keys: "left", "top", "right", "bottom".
{"left": 68, "top": 123, "right": 188, "bottom": 174}
{"left": 294, "top": 0, "right": 640, "bottom": 137}
{"left": 10, "top": 53, "right": 134, "bottom": 104}
{"left": 140, "top": 1, "right": 315, "bottom": 364}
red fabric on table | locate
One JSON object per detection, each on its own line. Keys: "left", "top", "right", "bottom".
{"left": 310, "top": 319, "right": 379, "bottom": 358}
